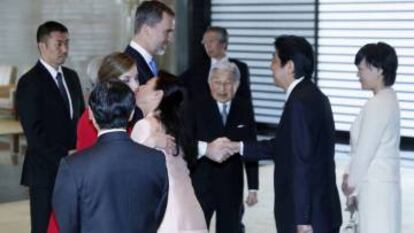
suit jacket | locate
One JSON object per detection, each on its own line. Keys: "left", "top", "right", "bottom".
{"left": 189, "top": 94, "right": 258, "bottom": 206}
{"left": 52, "top": 132, "right": 169, "bottom": 233}
{"left": 16, "top": 61, "right": 85, "bottom": 188}
{"left": 124, "top": 45, "right": 154, "bottom": 85}
{"left": 243, "top": 79, "right": 342, "bottom": 233}
{"left": 180, "top": 58, "right": 252, "bottom": 101}
{"left": 347, "top": 88, "right": 400, "bottom": 188}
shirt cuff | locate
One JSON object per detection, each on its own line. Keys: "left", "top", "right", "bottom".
{"left": 197, "top": 141, "right": 207, "bottom": 159}
{"left": 240, "top": 142, "right": 244, "bottom": 156}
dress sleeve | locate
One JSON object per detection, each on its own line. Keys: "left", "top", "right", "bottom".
{"left": 130, "top": 118, "right": 160, "bottom": 148}
{"left": 348, "top": 97, "right": 391, "bottom": 189}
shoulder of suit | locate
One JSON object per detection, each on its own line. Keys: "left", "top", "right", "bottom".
{"left": 61, "top": 66, "right": 79, "bottom": 76}
{"left": 130, "top": 141, "right": 165, "bottom": 158}
{"left": 17, "top": 64, "right": 43, "bottom": 85}
{"left": 229, "top": 58, "right": 247, "bottom": 67}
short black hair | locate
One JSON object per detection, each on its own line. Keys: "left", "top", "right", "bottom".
{"left": 36, "top": 21, "right": 68, "bottom": 43}
{"left": 274, "top": 35, "right": 314, "bottom": 80}
{"left": 89, "top": 80, "right": 135, "bottom": 129}
{"left": 134, "top": 0, "right": 175, "bottom": 34}
{"left": 354, "top": 42, "right": 398, "bottom": 86}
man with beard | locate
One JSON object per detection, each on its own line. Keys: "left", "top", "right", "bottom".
{"left": 125, "top": 0, "right": 175, "bottom": 85}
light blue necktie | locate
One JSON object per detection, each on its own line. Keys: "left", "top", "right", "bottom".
{"left": 221, "top": 103, "right": 228, "bottom": 125}
{"left": 149, "top": 59, "right": 158, "bottom": 76}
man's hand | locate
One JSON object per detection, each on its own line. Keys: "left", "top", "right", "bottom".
{"left": 341, "top": 173, "right": 355, "bottom": 197}
{"left": 245, "top": 191, "right": 258, "bottom": 207}
{"left": 206, "top": 137, "right": 238, "bottom": 163}
{"left": 297, "top": 225, "right": 313, "bottom": 233}
{"left": 224, "top": 141, "right": 241, "bottom": 154}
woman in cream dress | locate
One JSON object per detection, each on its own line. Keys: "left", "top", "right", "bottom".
{"left": 342, "top": 42, "right": 401, "bottom": 233}
{"left": 131, "top": 71, "right": 208, "bottom": 233}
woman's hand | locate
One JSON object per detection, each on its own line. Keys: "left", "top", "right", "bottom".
{"left": 341, "top": 173, "right": 355, "bottom": 197}
{"left": 153, "top": 132, "right": 176, "bottom": 154}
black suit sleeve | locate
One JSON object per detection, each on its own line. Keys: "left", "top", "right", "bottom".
{"left": 16, "top": 78, "right": 66, "bottom": 167}
{"left": 242, "top": 97, "right": 259, "bottom": 190}
{"left": 52, "top": 159, "right": 80, "bottom": 233}
{"left": 243, "top": 137, "right": 276, "bottom": 161}
{"left": 155, "top": 172, "right": 169, "bottom": 228}
{"left": 286, "top": 100, "right": 313, "bottom": 224}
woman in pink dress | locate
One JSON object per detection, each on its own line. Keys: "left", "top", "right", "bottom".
{"left": 131, "top": 71, "right": 208, "bottom": 233}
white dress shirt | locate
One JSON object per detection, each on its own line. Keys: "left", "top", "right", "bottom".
{"left": 129, "top": 40, "right": 154, "bottom": 71}
{"left": 39, "top": 58, "right": 73, "bottom": 119}
{"left": 210, "top": 55, "right": 229, "bottom": 69}
{"left": 286, "top": 76, "right": 305, "bottom": 100}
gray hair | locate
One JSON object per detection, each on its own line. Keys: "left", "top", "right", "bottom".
{"left": 205, "top": 26, "right": 228, "bottom": 44}
{"left": 208, "top": 61, "right": 240, "bottom": 83}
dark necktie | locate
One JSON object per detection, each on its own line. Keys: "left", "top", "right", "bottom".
{"left": 56, "top": 72, "right": 69, "bottom": 110}
{"left": 221, "top": 103, "right": 228, "bottom": 125}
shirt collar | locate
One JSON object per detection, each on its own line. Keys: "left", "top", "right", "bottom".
{"left": 286, "top": 77, "right": 305, "bottom": 100}
{"left": 216, "top": 100, "right": 232, "bottom": 112}
{"left": 211, "top": 55, "right": 229, "bottom": 67}
{"left": 98, "top": 128, "right": 127, "bottom": 137}
{"left": 129, "top": 40, "right": 153, "bottom": 64}
{"left": 39, "top": 58, "right": 63, "bottom": 79}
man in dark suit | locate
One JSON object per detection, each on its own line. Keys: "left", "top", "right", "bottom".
{"left": 181, "top": 26, "right": 257, "bottom": 232}
{"left": 53, "top": 80, "right": 169, "bottom": 233}
{"left": 125, "top": 1, "right": 175, "bottom": 85}
{"left": 189, "top": 61, "right": 259, "bottom": 233}
{"left": 223, "top": 35, "right": 342, "bottom": 233}
{"left": 15, "top": 21, "right": 85, "bottom": 233}
{"left": 180, "top": 26, "right": 252, "bottom": 101}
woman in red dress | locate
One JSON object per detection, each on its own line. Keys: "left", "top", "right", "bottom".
{"left": 47, "top": 52, "right": 139, "bottom": 233}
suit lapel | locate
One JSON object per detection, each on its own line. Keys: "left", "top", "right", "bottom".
{"left": 205, "top": 95, "right": 225, "bottom": 130}
{"left": 225, "top": 97, "right": 240, "bottom": 129}
{"left": 279, "top": 79, "right": 311, "bottom": 127}
{"left": 125, "top": 45, "right": 153, "bottom": 84}
{"left": 36, "top": 62, "right": 71, "bottom": 115}
{"left": 62, "top": 68, "right": 80, "bottom": 117}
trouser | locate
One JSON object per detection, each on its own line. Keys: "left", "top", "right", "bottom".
{"left": 29, "top": 186, "right": 53, "bottom": 233}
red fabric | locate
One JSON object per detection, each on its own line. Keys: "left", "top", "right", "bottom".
{"left": 76, "top": 109, "right": 98, "bottom": 151}
{"left": 47, "top": 212, "right": 59, "bottom": 233}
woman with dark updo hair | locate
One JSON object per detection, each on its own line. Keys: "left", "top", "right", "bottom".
{"left": 131, "top": 71, "right": 207, "bottom": 233}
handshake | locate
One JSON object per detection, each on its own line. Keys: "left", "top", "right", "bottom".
{"left": 205, "top": 137, "right": 241, "bottom": 163}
